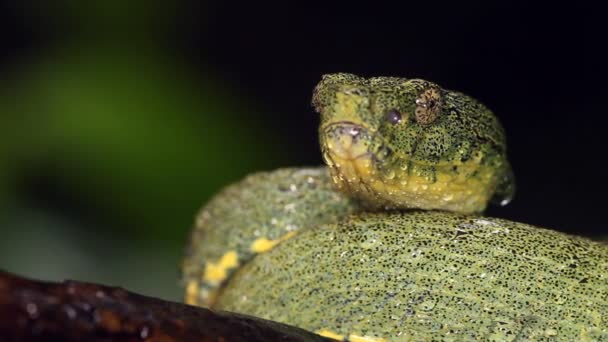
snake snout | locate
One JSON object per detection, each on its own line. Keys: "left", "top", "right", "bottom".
{"left": 322, "top": 122, "right": 371, "bottom": 160}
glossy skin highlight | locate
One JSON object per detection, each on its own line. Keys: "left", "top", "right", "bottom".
{"left": 313, "top": 73, "right": 514, "bottom": 213}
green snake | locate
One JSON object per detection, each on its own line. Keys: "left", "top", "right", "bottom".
{"left": 181, "top": 74, "right": 607, "bottom": 341}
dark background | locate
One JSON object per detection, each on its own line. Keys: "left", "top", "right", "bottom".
{"left": 0, "top": 1, "right": 602, "bottom": 300}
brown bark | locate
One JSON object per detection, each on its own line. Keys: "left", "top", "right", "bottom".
{"left": 0, "top": 270, "right": 334, "bottom": 342}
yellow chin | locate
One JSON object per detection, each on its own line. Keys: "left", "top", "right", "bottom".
{"left": 321, "top": 127, "right": 374, "bottom": 193}
{"left": 324, "top": 152, "right": 374, "bottom": 190}
{"left": 324, "top": 149, "right": 495, "bottom": 214}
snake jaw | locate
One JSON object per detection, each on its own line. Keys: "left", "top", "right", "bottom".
{"left": 320, "top": 122, "right": 393, "bottom": 203}
{"left": 321, "top": 122, "right": 373, "bottom": 161}
{"left": 320, "top": 121, "right": 495, "bottom": 213}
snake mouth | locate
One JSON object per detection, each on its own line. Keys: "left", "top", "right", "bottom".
{"left": 320, "top": 121, "right": 494, "bottom": 213}
{"left": 320, "top": 122, "right": 394, "bottom": 197}
{"left": 320, "top": 122, "right": 374, "bottom": 161}
{"left": 320, "top": 121, "right": 393, "bottom": 164}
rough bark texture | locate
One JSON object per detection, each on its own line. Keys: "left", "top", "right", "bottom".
{"left": 0, "top": 270, "right": 334, "bottom": 342}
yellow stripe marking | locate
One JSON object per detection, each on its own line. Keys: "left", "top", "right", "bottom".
{"left": 185, "top": 280, "right": 199, "bottom": 305}
{"left": 250, "top": 231, "right": 297, "bottom": 253}
{"left": 349, "top": 334, "right": 387, "bottom": 342}
{"left": 202, "top": 250, "right": 239, "bottom": 283}
{"left": 317, "top": 329, "right": 344, "bottom": 340}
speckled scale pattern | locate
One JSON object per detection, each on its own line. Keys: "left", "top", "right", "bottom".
{"left": 216, "top": 211, "right": 608, "bottom": 341}
{"left": 314, "top": 73, "right": 514, "bottom": 213}
{"left": 181, "top": 167, "right": 359, "bottom": 306}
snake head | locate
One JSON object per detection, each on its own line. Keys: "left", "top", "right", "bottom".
{"left": 313, "top": 73, "right": 514, "bottom": 213}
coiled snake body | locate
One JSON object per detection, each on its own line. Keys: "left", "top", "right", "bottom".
{"left": 181, "top": 74, "right": 607, "bottom": 341}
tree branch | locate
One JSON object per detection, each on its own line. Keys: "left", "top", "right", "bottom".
{"left": 0, "top": 270, "right": 334, "bottom": 342}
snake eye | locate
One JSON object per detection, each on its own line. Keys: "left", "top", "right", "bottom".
{"left": 385, "top": 109, "right": 402, "bottom": 125}
{"left": 415, "top": 87, "right": 442, "bottom": 125}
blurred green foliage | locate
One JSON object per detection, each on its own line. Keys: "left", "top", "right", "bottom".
{"left": 0, "top": 2, "right": 288, "bottom": 300}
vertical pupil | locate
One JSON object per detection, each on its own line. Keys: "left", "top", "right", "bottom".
{"left": 386, "top": 109, "right": 402, "bottom": 124}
